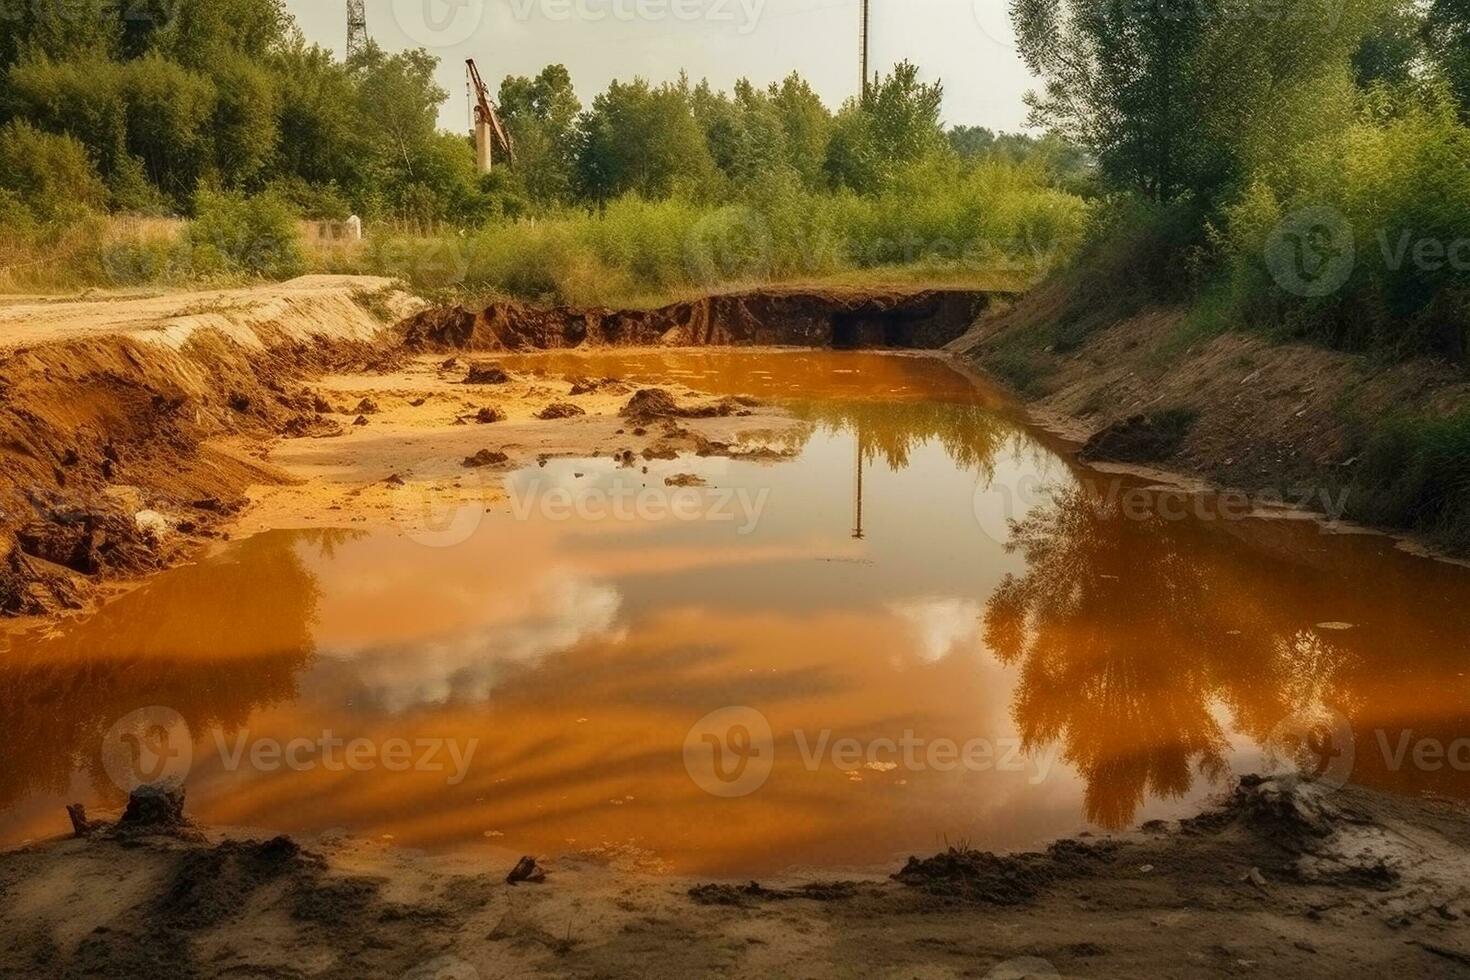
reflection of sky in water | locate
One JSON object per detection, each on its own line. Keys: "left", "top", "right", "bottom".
{"left": 4, "top": 351, "right": 1470, "bottom": 875}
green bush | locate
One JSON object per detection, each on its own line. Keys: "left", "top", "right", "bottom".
{"left": 184, "top": 189, "right": 305, "bottom": 280}
{"left": 0, "top": 121, "right": 108, "bottom": 222}
{"left": 1222, "top": 92, "right": 1470, "bottom": 358}
{"left": 1348, "top": 409, "right": 1470, "bottom": 551}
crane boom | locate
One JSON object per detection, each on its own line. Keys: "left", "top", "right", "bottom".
{"left": 466, "top": 59, "right": 516, "bottom": 171}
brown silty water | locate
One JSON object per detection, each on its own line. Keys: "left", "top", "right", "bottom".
{"left": 2, "top": 350, "right": 1469, "bottom": 876}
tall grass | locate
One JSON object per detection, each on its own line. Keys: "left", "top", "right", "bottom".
{"left": 330, "top": 159, "right": 1088, "bottom": 307}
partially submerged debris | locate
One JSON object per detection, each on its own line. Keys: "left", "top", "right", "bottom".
{"left": 473, "top": 407, "right": 505, "bottom": 424}
{"left": 536, "top": 402, "right": 586, "bottom": 420}
{"left": 506, "top": 855, "right": 547, "bottom": 884}
{"left": 664, "top": 473, "right": 706, "bottom": 487}
{"left": 463, "top": 364, "right": 512, "bottom": 385}
{"left": 353, "top": 397, "right": 380, "bottom": 415}
{"left": 569, "top": 376, "right": 624, "bottom": 395}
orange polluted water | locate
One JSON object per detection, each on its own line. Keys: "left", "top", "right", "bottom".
{"left": 4, "top": 350, "right": 1470, "bottom": 876}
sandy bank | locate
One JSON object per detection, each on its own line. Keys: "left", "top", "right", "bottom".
{"left": 4, "top": 775, "right": 1469, "bottom": 978}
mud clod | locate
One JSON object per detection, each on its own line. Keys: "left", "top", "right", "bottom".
{"left": 464, "top": 450, "right": 510, "bottom": 468}
{"left": 536, "top": 403, "right": 586, "bottom": 420}
{"left": 464, "top": 364, "right": 512, "bottom": 385}
{"left": 506, "top": 856, "right": 547, "bottom": 884}
{"left": 474, "top": 407, "right": 506, "bottom": 424}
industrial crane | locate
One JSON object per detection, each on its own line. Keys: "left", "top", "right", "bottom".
{"left": 466, "top": 59, "right": 516, "bottom": 173}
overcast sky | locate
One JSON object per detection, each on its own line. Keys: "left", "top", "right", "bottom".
{"left": 285, "top": 0, "right": 1036, "bottom": 134}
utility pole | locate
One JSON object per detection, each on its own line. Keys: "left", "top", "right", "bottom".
{"left": 859, "top": 0, "right": 871, "bottom": 99}
{"left": 346, "top": 0, "right": 367, "bottom": 59}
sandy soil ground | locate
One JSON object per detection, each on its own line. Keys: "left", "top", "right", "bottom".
{"left": 236, "top": 354, "right": 807, "bottom": 538}
{"left": 4, "top": 776, "right": 1470, "bottom": 978}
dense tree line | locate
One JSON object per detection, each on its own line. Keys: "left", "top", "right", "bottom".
{"left": 0, "top": 0, "right": 1074, "bottom": 230}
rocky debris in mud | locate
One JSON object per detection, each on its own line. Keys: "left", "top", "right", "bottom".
{"left": 569, "top": 376, "right": 626, "bottom": 395}
{"left": 892, "top": 839, "right": 1115, "bottom": 906}
{"left": 664, "top": 473, "right": 706, "bottom": 487}
{"left": 506, "top": 856, "right": 547, "bottom": 884}
{"left": 613, "top": 449, "right": 637, "bottom": 467}
{"left": 536, "top": 402, "right": 586, "bottom": 420}
{"left": 1079, "top": 408, "right": 1198, "bottom": 464}
{"left": 474, "top": 406, "right": 505, "bottom": 424}
{"left": 620, "top": 388, "right": 761, "bottom": 425}
{"left": 13, "top": 492, "right": 159, "bottom": 578}
{"left": 383, "top": 473, "right": 405, "bottom": 486}
{"left": 352, "top": 415, "right": 369, "bottom": 426}
{"left": 687, "top": 881, "right": 860, "bottom": 906}
{"left": 281, "top": 414, "right": 344, "bottom": 439}
{"left": 463, "top": 364, "right": 512, "bottom": 385}
{"left": 116, "top": 782, "right": 191, "bottom": 833}
{"left": 463, "top": 450, "right": 510, "bottom": 468}
{"left": 312, "top": 393, "right": 332, "bottom": 413}
{"left": 439, "top": 356, "right": 459, "bottom": 370}
{"left": 353, "top": 397, "right": 380, "bottom": 415}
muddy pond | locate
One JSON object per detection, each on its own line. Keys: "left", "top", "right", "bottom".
{"left": 3, "top": 350, "right": 1470, "bottom": 876}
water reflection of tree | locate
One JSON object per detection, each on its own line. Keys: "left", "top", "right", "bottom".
{"left": 985, "top": 483, "right": 1470, "bottom": 827}
{"left": 0, "top": 529, "right": 355, "bottom": 812}
{"left": 789, "top": 398, "right": 1027, "bottom": 477}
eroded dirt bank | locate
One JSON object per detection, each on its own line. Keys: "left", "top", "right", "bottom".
{"left": 0, "top": 277, "right": 421, "bottom": 618}
{"left": 400, "top": 286, "right": 1000, "bottom": 352}
{"left": 4, "top": 775, "right": 1469, "bottom": 978}
{"left": 952, "top": 285, "right": 1470, "bottom": 556}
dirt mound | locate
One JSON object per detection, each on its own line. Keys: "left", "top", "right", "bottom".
{"left": 620, "top": 388, "right": 759, "bottom": 424}
{"left": 687, "top": 880, "right": 859, "bottom": 906}
{"left": 400, "top": 287, "right": 1001, "bottom": 352}
{"left": 463, "top": 449, "right": 510, "bottom": 468}
{"left": 463, "top": 364, "right": 512, "bottom": 385}
{"left": 536, "top": 402, "right": 585, "bottom": 420}
{"left": 892, "top": 839, "right": 1115, "bottom": 906}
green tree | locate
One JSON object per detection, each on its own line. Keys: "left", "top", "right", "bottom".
{"left": 499, "top": 64, "right": 582, "bottom": 204}
{"left": 572, "top": 77, "right": 717, "bottom": 202}
{"left": 0, "top": 121, "right": 108, "bottom": 220}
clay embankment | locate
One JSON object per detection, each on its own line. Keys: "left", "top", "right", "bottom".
{"left": 0, "top": 276, "right": 420, "bottom": 616}
{"left": 399, "top": 286, "right": 1003, "bottom": 352}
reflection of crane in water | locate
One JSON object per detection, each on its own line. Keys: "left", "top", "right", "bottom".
{"left": 852, "top": 423, "right": 865, "bottom": 539}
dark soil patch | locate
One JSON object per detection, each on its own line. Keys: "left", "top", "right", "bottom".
{"left": 1079, "top": 408, "right": 1198, "bottom": 464}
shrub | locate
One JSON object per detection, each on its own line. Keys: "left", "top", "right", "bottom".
{"left": 184, "top": 189, "right": 305, "bottom": 280}
{"left": 0, "top": 121, "right": 108, "bottom": 222}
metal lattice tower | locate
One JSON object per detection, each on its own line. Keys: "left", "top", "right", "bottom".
{"left": 346, "top": 0, "right": 368, "bottom": 59}
{"left": 859, "top": 0, "right": 870, "bottom": 98}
